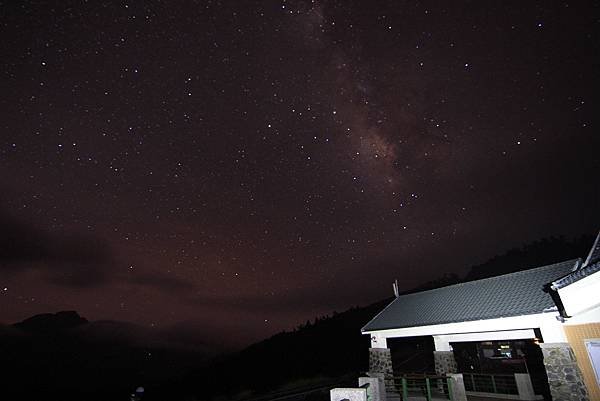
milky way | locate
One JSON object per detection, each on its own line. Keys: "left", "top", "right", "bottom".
{"left": 1, "top": 0, "right": 598, "bottom": 346}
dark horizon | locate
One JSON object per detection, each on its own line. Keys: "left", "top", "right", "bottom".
{"left": 2, "top": 230, "right": 597, "bottom": 348}
{"left": 1, "top": 0, "right": 599, "bottom": 347}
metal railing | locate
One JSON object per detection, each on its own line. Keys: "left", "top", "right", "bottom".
{"left": 388, "top": 375, "right": 453, "bottom": 400}
{"left": 462, "top": 373, "right": 518, "bottom": 395}
{"left": 244, "top": 375, "right": 355, "bottom": 401}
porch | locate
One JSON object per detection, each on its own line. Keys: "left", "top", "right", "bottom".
{"left": 367, "top": 325, "right": 554, "bottom": 400}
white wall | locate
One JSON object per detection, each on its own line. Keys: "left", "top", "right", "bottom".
{"left": 369, "top": 333, "right": 388, "bottom": 348}
{"left": 557, "top": 271, "right": 600, "bottom": 320}
{"left": 564, "top": 304, "right": 600, "bottom": 325}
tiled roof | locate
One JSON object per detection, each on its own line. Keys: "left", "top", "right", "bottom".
{"left": 362, "top": 259, "right": 579, "bottom": 332}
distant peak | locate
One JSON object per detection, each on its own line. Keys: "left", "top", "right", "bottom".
{"left": 14, "top": 311, "right": 88, "bottom": 332}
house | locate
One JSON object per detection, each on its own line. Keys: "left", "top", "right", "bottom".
{"left": 362, "top": 232, "right": 600, "bottom": 401}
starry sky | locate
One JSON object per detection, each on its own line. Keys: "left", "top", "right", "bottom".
{"left": 1, "top": 0, "right": 599, "bottom": 346}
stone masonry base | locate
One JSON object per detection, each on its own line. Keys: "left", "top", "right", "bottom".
{"left": 539, "top": 342, "right": 589, "bottom": 401}
{"left": 433, "top": 350, "right": 458, "bottom": 375}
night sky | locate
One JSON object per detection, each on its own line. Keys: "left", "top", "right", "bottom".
{"left": 1, "top": 0, "right": 599, "bottom": 346}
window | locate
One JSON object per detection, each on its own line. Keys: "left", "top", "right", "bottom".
{"left": 585, "top": 339, "right": 600, "bottom": 386}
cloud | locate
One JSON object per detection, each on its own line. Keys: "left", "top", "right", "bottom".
{"left": 0, "top": 211, "right": 113, "bottom": 288}
{"left": 0, "top": 209, "right": 206, "bottom": 294}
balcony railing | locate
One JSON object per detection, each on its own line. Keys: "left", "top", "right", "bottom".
{"left": 462, "top": 373, "right": 518, "bottom": 395}
{"left": 388, "top": 374, "right": 454, "bottom": 400}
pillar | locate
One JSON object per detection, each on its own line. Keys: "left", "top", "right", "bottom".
{"left": 433, "top": 350, "right": 457, "bottom": 376}
{"left": 539, "top": 343, "right": 589, "bottom": 401}
{"left": 369, "top": 348, "right": 393, "bottom": 390}
{"left": 369, "top": 348, "right": 393, "bottom": 376}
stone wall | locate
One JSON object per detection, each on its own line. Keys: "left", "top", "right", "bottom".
{"left": 539, "top": 342, "right": 589, "bottom": 401}
{"left": 369, "top": 348, "right": 393, "bottom": 390}
{"left": 433, "top": 350, "right": 457, "bottom": 375}
{"left": 369, "top": 348, "right": 393, "bottom": 376}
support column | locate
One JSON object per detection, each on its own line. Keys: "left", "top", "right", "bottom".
{"left": 539, "top": 343, "right": 589, "bottom": 401}
{"left": 369, "top": 348, "right": 393, "bottom": 376}
{"left": 369, "top": 348, "right": 393, "bottom": 389}
{"left": 433, "top": 351, "right": 457, "bottom": 376}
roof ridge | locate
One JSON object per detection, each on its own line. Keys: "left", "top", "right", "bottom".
{"left": 362, "top": 257, "right": 579, "bottom": 332}
{"left": 397, "top": 258, "right": 580, "bottom": 299}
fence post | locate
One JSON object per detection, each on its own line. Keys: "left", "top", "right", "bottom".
{"left": 447, "top": 377, "right": 453, "bottom": 401}
{"left": 359, "top": 377, "right": 386, "bottom": 401}
{"left": 425, "top": 378, "right": 431, "bottom": 401}
{"left": 330, "top": 388, "right": 367, "bottom": 401}
{"left": 491, "top": 374, "right": 497, "bottom": 393}
{"left": 447, "top": 374, "right": 467, "bottom": 401}
{"left": 402, "top": 377, "right": 408, "bottom": 400}
{"left": 514, "top": 373, "right": 536, "bottom": 400}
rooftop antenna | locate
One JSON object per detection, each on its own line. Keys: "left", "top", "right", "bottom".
{"left": 583, "top": 230, "right": 600, "bottom": 267}
{"left": 393, "top": 279, "right": 399, "bottom": 297}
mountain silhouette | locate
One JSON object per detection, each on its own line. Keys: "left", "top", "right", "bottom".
{"left": 14, "top": 310, "right": 88, "bottom": 332}
{"left": 2, "top": 312, "right": 216, "bottom": 401}
{"left": 2, "top": 233, "right": 594, "bottom": 401}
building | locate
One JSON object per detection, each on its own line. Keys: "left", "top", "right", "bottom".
{"left": 362, "top": 232, "right": 600, "bottom": 400}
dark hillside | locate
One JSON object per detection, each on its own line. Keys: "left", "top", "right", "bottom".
{"left": 175, "top": 233, "right": 597, "bottom": 401}
{"left": 464, "top": 235, "right": 594, "bottom": 281}
{"left": 1, "top": 312, "right": 213, "bottom": 401}
{"left": 174, "top": 299, "right": 391, "bottom": 401}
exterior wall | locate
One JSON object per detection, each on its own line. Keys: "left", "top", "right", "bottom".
{"left": 564, "top": 303, "right": 600, "bottom": 325}
{"left": 539, "top": 342, "right": 589, "bottom": 401}
{"left": 563, "top": 323, "right": 600, "bottom": 401}
{"left": 558, "top": 269, "right": 600, "bottom": 317}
